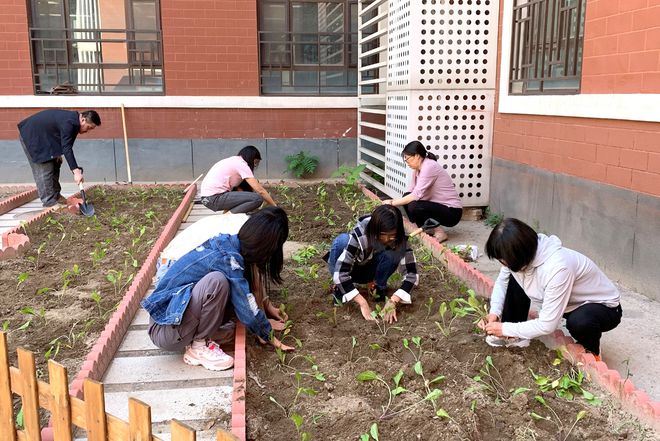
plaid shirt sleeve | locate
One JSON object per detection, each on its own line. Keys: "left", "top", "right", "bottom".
{"left": 395, "top": 246, "right": 418, "bottom": 303}
{"left": 332, "top": 231, "right": 363, "bottom": 303}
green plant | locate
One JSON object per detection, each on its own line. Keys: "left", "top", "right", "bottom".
{"left": 423, "top": 296, "right": 434, "bottom": 319}
{"left": 473, "top": 355, "right": 509, "bottom": 402}
{"left": 90, "top": 242, "right": 107, "bottom": 266}
{"left": 484, "top": 207, "right": 504, "bottom": 227}
{"left": 315, "top": 306, "right": 338, "bottom": 327}
{"left": 531, "top": 395, "right": 587, "bottom": 441}
{"left": 449, "top": 289, "right": 489, "bottom": 330}
{"left": 294, "top": 264, "right": 320, "bottom": 283}
{"left": 403, "top": 337, "right": 446, "bottom": 416}
{"left": 16, "top": 272, "right": 29, "bottom": 291}
{"left": 529, "top": 367, "right": 600, "bottom": 405}
{"left": 106, "top": 269, "right": 135, "bottom": 297}
{"left": 27, "top": 241, "right": 47, "bottom": 269}
{"left": 290, "top": 413, "right": 312, "bottom": 441}
{"left": 292, "top": 246, "right": 319, "bottom": 265}
{"left": 269, "top": 371, "right": 318, "bottom": 417}
{"left": 286, "top": 151, "right": 319, "bottom": 178}
{"left": 434, "top": 301, "right": 458, "bottom": 337}
{"left": 332, "top": 163, "right": 366, "bottom": 186}
{"left": 359, "top": 422, "right": 379, "bottom": 441}
{"left": 370, "top": 303, "right": 403, "bottom": 336}
{"left": 356, "top": 370, "right": 406, "bottom": 418}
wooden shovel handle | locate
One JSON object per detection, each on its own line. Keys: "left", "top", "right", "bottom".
{"left": 408, "top": 227, "right": 424, "bottom": 237}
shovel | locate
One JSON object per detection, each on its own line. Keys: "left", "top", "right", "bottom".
{"left": 408, "top": 218, "right": 440, "bottom": 237}
{"left": 78, "top": 183, "right": 95, "bottom": 217}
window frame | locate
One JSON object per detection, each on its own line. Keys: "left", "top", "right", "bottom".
{"left": 508, "top": 0, "right": 585, "bottom": 95}
{"left": 26, "top": 0, "right": 165, "bottom": 95}
{"left": 257, "top": 0, "right": 359, "bottom": 96}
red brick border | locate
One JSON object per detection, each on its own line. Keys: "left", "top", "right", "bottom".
{"left": 0, "top": 186, "right": 37, "bottom": 216}
{"left": 358, "top": 184, "right": 660, "bottom": 431}
{"left": 231, "top": 324, "right": 247, "bottom": 441}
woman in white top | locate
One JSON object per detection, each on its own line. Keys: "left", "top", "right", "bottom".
{"left": 481, "top": 218, "right": 621, "bottom": 360}
{"left": 200, "top": 145, "right": 276, "bottom": 213}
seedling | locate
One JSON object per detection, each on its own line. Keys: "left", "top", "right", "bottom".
{"left": 16, "top": 272, "right": 29, "bottom": 291}
{"left": 294, "top": 264, "right": 320, "bottom": 283}
{"left": 529, "top": 367, "right": 600, "bottom": 405}
{"left": 348, "top": 336, "right": 358, "bottom": 362}
{"left": 356, "top": 370, "right": 406, "bottom": 418}
{"left": 484, "top": 207, "right": 503, "bottom": 227}
{"left": 292, "top": 246, "right": 319, "bottom": 265}
{"left": 290, "top": 413, "right": 312, "bottom": 441}
{"left": 370, "top": 304, "right": 403, "bottom": 336}
{"left": 26, "top": 241, "right": 46, "bottom": 269}
{"left": 531, "top": 395, "right": 587, "bottom": 440}
{"left": 434, "top": 301, "right": 458, "bottom": 337}
{"left": 423, "top": 296, "right": 434, "bottom": 319}
{"left": 269, "top": 371, "right": 318, "bottom": 417}
{"left": 359, "top": 422, "right": 379, "bottom": 441}
{"left": 403, "top": 337, "right": 446, "bottom": 415}
{"left": 449, "top": 289, "right": 489, "bottom": 331}
{"left": 473, "top": 355, "right": 509, "bottom": 402}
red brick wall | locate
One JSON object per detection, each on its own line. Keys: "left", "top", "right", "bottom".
{"left": 582, "top": 0, "right": 660, "bottom": 93}
{"left": 492, "top": 114, "right": 660, "bottom": 197}
{"left": 160, "top": 0, "right": 260, "bottom": 95}
{"left": 0, "top": 0, "right": 33, "bottom": 94}
{"left": 1, "top": 108, "right": 357, "bottom": 140}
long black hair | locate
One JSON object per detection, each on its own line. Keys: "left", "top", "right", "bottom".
{"left": 402, "top": 140, "right": 438, "bottom": 161}
{"left": 237, "top": 145, "right": 262, "bottom": 171}
{"left": 238, "top": 206, "right": 288, "bottom": 283}
{"left": 485, "top": 218, "right": 539, "bottom": 272}
{"left": 365, "top": 205, "right": 407, "bottom": 254}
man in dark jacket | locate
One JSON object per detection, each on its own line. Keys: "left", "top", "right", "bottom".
{"left": 18, "top": 109, "right": 101, "bottom": 207}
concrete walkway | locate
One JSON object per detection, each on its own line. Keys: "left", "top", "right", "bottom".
{"left": 0, "top": 183, "right": 78, "bottom": 237}
{"left": 445, "top": 220, "right": 660, "bottom": 402}
{"left": 97, "top": 202, "right": 235, "bottom": 441}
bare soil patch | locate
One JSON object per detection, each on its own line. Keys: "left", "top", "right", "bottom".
{"left": 0, "top": 186, "right": 34, "bottom": 200}
{"left": 0, "top": 185, "right": 183, "bottom": 377}
{"left": 247, "top": 184, "right": 657, "bottom": 441}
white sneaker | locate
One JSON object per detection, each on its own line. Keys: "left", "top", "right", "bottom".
{"left": 486, "top": 335, "right": 530, "bottom": 348}
{"left": 183, "top": 341, "right": 234, "bottom": 371}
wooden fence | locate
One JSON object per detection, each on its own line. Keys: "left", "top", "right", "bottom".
{"left": 0, "top": 332, "right": 238, "bottom": 441}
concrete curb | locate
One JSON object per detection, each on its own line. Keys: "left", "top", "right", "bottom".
{"left": 231, "top": 324, "right": 247, "bottom": 441}
{"left": 0, "top": 186, "right": 37, "bottom": 216}
{"left": 358, "top": 184, "right": 660, "bottom": 431}
{"left": 33, "top": 184, "right": 194, "bottom": 441}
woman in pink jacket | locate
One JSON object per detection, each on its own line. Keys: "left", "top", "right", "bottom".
{"left": 383, "top": 141, "right": 463, "bottom": 242}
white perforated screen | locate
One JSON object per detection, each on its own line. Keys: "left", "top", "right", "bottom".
{"left": 388, "top": 0, "right": 499, "bottom": 91}
{"left": 386, "top": 90, "right": 493, "bottom": 206}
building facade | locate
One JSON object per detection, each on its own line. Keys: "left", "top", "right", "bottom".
{"left": 0, "top": 0, "right": 359, "bottom": 182}
{"left": 491, "top": 0, "right": 660, "bottom": 298}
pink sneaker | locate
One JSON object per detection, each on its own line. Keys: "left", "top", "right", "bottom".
{"left": 183, "top": 341, "right": 234, "bottom": 371}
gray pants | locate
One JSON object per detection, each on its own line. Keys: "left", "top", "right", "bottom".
{"left": 20, "top": 137, "right": 62, "bottom": 207}
{"left": 149, "top": 272, "right": 232, "bottom": 351}
{"left": 201, "top": 191, "right": 263, "bottom": 213}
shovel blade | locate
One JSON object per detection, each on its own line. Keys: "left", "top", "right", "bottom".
{"left": 421, "top": 218, "right": 441, "bottom": 231}
{"left": 79, "top": 202, "right": 95, "bottom": 217}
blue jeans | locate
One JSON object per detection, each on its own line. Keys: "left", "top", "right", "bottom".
{"left": 327, "top": 233, "right": 399, "bottom": 290}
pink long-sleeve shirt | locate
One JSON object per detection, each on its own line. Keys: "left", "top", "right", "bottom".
{"left": 408, "top": 158, "right": 462, "bottom": 208}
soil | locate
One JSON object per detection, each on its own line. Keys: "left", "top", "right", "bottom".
{"left": 247, "top": 183, "right": 658, "bottom": 441}
{"left": 0, "top": 185, "right": 183, "bottom": 378}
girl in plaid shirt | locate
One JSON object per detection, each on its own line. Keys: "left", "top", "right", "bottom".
{"left": 326, "top": 205, "right": 418, "bottom": 323}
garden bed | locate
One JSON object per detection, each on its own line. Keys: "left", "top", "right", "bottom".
{"left": 0, "top": 185, "right": 184, "bottom": 378}
{"left": 247, "top": 183, "right": 657, "bottom": 441}
{"left": 0, "top": 186, "right": 33, "bottom": 200}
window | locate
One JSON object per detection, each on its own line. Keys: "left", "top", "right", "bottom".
{"left": 258, "top": 0, "right": 358, "bottom": 96}
{"left": 27, "top": 0, "right": 163, "bottom": 94}
{"left": 509, "top": 0, "right": 585, "bottom": 95}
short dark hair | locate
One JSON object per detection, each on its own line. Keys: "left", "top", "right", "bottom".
{"left": 80, "top": 110, "right": 101, "bottom": 126}
{"left": 238, "top": 206, "right": 288, "bottom": 283}
{"left": 365, "top": 205, "right": 407, "bottom": 253}
{"left": 238, "top": 145, "right": 262, "bottom": 171}
{"left": 485, "top": 218, "right": 538, "bottom": 272}
{"left": 402, "top": 140, "right": 437, "bottom": 161}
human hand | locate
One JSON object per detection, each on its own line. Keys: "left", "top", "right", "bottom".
{"left": 484, "top": 321, "right": 504, "bottom": 337}
{"left": 271, "top": 337, "right": 295, "bottom": 352}
{"left": 354, "top": 294, "right": 376, "bottom": 321}
{"left": 382, "top": 199, "right": 393, "bottom": 205}
{"left": 382, "top": 299, "right": 398, "bottom": 324}
{"left": 268, "top": 318, "right": 286, "bottom": 331}
{"left": 73, "top": 168, "right": 84, "bottom": 185}
{"left": 478, "top": 313, "right": 499, "bottom": 330}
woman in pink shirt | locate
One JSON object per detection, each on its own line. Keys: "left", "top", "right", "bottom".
{"left": 383, "top": 141, "right": 462, "bottom": 242}
{"left": 200, "top": 146, "right": 277, "bottom": 213}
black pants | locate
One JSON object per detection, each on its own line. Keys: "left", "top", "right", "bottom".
{"left": 501, "top": 276, "right": 622, "bottom": 355}
{"left": 401, "top": 193, "right": 462, "bottom": 228}
{"left": 21, "top": 137, "right": 62, "bottom": 207}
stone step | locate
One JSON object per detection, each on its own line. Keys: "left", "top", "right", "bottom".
{"left": 103, "top": 354, "right": 233, "bottom": 385}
